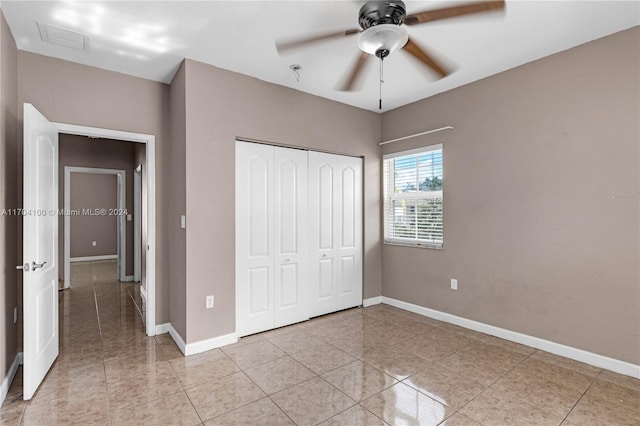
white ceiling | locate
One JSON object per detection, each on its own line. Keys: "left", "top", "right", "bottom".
{"left": 2, "top": 1, "right": 638, "bottom": 112}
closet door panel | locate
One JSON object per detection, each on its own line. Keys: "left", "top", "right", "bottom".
{"left": 277, "top": 160, "right": 298, "bottom": 253}
{"left": 318, "top": 165, "right": 334, "bottom": 250}
{"left": 248, "top": 267, "right": 270, "bottom": 314}
{"left": 336, "top": 156, "right": 363, "bottom": 310}
{"left": 309, "top": 152, "right": 338, "bottom": 317}
{"left": 341, "top": 167, "right": 356, "bottom": 249}
{"left": 248, "top": 157, "right": 270, "bottom": 257}
{"left": 274, "top": 147, "right": 309, "bottom": 327}
{"left": 309, "top": 152, "right": 362, "bottom": 316}
{"left": 236, "top": 142, "right": 275, "bottom": 336}
{"left": 278, "top": 263, "right": 298, "bottom": 307}
{"left": 318, "top": 258, "right": 333, "bottom": 299}
{"left": 338, "top": 256, "right": 356, "bottom": 301}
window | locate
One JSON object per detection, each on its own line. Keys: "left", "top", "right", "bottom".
{"left": 383, "top": 144, "right": 443, "bottom": 248}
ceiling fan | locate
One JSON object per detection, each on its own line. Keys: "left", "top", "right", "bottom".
{"left": 276, "top": 0, "right": 505, "bottom": 109}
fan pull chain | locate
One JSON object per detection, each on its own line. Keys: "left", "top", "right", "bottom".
{"left": 379, "top": 57, "right": 384, "bottom": 110}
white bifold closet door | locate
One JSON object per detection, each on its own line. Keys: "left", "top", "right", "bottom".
{"left": 273, "top": 146, "right": 309, "bottom": 328}
{"left": 308, "top": 151, "right": 363, "bottom": 317}
{"left": 236, "top": 141, "right": 362, "bottom": 337}
{"left": 236, "top": 141, "right": 308, "bottom": 336}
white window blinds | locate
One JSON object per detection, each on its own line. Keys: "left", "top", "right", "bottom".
{"left": 383, "top": 144, "right": 443, "bottom": 248}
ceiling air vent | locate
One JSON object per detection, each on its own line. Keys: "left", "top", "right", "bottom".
{"left": 37, "top": 22, "right": 90, "bottom": 51}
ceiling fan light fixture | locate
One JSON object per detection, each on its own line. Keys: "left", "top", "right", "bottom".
{"left": 358, "top": 24, "right": 408, "bottom": 57}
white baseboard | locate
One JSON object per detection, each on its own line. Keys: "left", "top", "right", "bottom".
{"left": 154, "top": 322, "right": 238, "bottom": 357}
{"left": 120, "top": 275, "right": 135, "bottom": 282}
{"left": 382, "top": 296, "right": 640, "bottom": 379}
{"left": 155, "top": 322, "right": 171, "bottom": 335}
{"left": 363, "top": 296, "right": 382, "bottom": 307}
{"left": 70, "top": 255, "right": 117, "bottom": 262}
{"left": 1, "top": 352, "right": 23, "bottom": 406}
{"left": 184, "top": 333, "right": 238, "bottom": 356}
{"left": 168, "top": 324, "right": 187, "bottom": 355}
{"left": 140, "top": 285, "right": 147, "bottom": 301}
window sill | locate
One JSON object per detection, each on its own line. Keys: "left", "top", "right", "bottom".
{"left": 384, "top": 240, "right": 443, "bottom": 250}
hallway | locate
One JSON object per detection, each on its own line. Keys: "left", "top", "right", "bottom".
{"left": 0, "top": 260, "right": 166, "bottom": 424}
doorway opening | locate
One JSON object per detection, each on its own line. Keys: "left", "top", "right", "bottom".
{"left": 54, "top": 122, "right": 157, "bottom": 335}
{"left": 21, "top": 104, "right": 159, "bottom": 400}
{"left": 63, "top": 167, "right": 127, "bottom": 288}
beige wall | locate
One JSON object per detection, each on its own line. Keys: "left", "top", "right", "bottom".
{"left": 58, "top": 134, "right": 137, "bottom": 276}
{"left": 0, "top": 10, "right": 18, "bottom": 385}
{"left": 167, "top": 62, "right": 187, "bottom": 339}
{"left": 18, "top": 52, "right": 170, "bottom": 324}
{"left": 181, "top": 59, "right": 382, "bottom": 343}
{"left": 381, "top": 27, "right": 640, "bottom": 364}
{"left": 69, "top": 173, "right": 118, "bottom": 257}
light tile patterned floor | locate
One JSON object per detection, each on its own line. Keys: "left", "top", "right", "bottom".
{"left": 1, "top": 260, "right": 639, "bottom": 425}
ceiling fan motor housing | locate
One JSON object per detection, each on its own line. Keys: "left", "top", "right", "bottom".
{"left": 358, "top": 1, "right": 407, "bottom": 30}
{"left": 358, "top": 1, "right": 409, "bottom": 58}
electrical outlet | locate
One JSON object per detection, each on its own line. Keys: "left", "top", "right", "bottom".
{"left": 13, "top": 307, "right": 17, "bottom": 324}
{"left": 92, "top": 241, "right": 97, "bottom": 247}
{"left": 451, "top": 278, "right": 458, "bottom": 290}
{"left": 206, "top": 295, "right": 214, "bottom": 309}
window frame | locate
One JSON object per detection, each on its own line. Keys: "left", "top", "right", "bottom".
{"left": 383, "top": 144, "right": 444, "bottom": 249}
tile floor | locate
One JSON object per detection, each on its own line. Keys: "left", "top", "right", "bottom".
{"left": 1, "top": 260, "right": 639, "bottom": 425}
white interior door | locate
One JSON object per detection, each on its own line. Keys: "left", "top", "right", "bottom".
{"left": 309, "top": 151, "right": 363, "bottom": 317}
{"left": 236, "top": 142, "right": 275, "bottom": 336}
{"left": 22, "top": 103, "right": 59, "bottom": 400}
{"left": 274, "top": 147, "right": 309, "bottom": 327}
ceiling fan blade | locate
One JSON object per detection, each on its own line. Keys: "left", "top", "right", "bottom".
{"left": 402, "top": 38, "right": 449, "bottom": 78}
{"left": 276, "top": 28, "right": 360, "bottom": 54}
{"left": 337, "top": 52, "right": 370, "bottom": 91}
{"left": 404, "top": 0, "right": 505, "bottom": 25}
